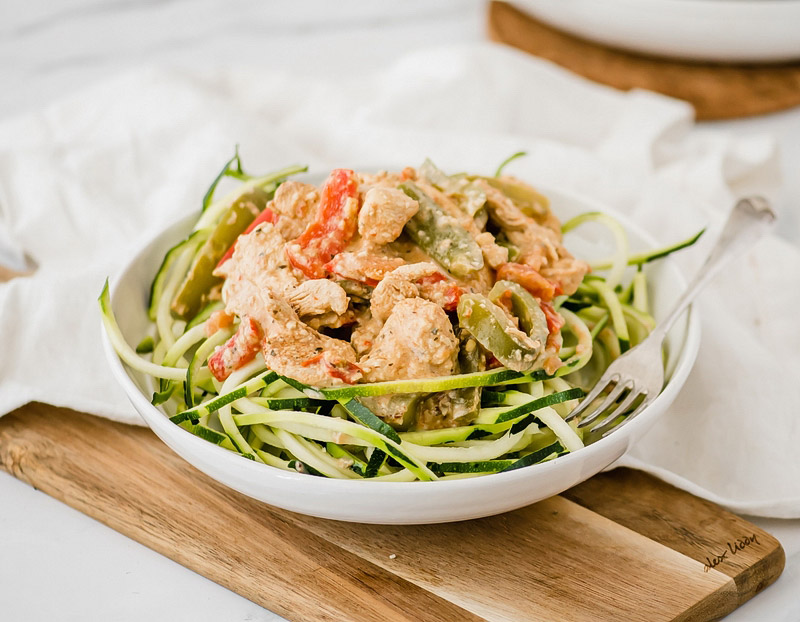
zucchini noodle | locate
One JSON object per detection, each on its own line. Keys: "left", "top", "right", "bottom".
{"left": 562, "top": 211, "right": 629, "bottom": 290}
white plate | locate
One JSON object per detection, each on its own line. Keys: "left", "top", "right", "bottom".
{"left": 512, "top": 0, "right": 800, "bottom": 63}
{"left": 101, "top": 180, "right": 700, "bottom": 524}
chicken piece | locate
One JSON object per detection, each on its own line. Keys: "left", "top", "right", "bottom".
{"left": 507, "top": 226, "right": 562, "bottom": 272}
{"left": 285, "top": 279, "right": 348, "bottom": 318}
{"left": 357, "top": 187, "right": 419, "bottom": 246}
{"left": 350, "top": 309, "right": 383, "bottom": 357}
{"left": 540, "top": 257, "right": 590, "bottom": 298}
{"left": 479, "top": 180, "right": 561, "bottom": 265}
{"left": 356, "top": 170, "right": 407, "bottom": 192}
{"left": 268, "top": 181, "right": 319, "bottom": 240}
{"left": 224, "top": 276, "right": 360, "bottom": 387}
{"left": 359, "top": 298, "right": 459, "bottom": 384}
{"left": 384, "top": 237, "right": 492, "bottom": 295}
{"left": 359, "top": 298, "right": 459, "bottom": 426}
{"left": 369, "top": 262, "right": 441, "bottom": 322}
{"left": 478, "top": 180, "right": 588, "bottom": 295}
{"left": 218, "top": 221, "right": 352, "bottom": 327}
{"left": 477, "top": 180, "right": 533, "bottom": 230}
{"left": 306, "top": 308, "right": 358, "bottom": 331}
{"left": 215, "top": 222, "right": 299, "bottom": 299}
{"left": 415, "top": 273, "right": 462, "bottom": 312}
{"left": 324, "top": 251, "right": 405, "bottom": 285}
{"left": 474, "top": 231, "right": 509, "bottom": 269}
{"left": 415, "top": 390, "right": 479, "bottom": 431}
{"left": 495, "top": 175, "right": 562, "bottom": 233}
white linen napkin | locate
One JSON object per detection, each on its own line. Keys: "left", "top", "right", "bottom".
{"left": 1, "top": 43, "right": 798, "bottom": 517}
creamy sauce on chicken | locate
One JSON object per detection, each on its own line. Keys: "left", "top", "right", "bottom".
{"left": 207, "top": 165, "right": 588, "bottom": 429}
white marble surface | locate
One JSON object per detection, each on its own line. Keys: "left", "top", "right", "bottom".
{"left": 2, "top": 1, "right": 799, "bottom": 620}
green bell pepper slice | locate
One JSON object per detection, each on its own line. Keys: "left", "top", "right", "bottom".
{"left": 488, "top": 280, "right": 549, "bottom": 345}
{"left": 399, "top": 181, "right": 484, "bottom": 278}
{"left": 171, "top": 186, "right": 270, "bottom": 320}
{"left": 457, "top": 293, "right": 545, "bottom": 372}
{"left": 482, "top": 176, "right": 551, "bottom": 221}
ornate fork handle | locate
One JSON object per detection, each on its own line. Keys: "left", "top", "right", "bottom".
{"left": 651, "top": 197, "right": 776, "bottom": 342}
{"left": 570, "top": 196, "right": 776, "bottom": 436}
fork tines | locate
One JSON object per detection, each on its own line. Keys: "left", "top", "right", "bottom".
{"left": 566, "top": 375, "right": 650, "bottom": 437}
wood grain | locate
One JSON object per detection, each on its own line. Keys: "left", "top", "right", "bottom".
{"left": 0, "top": 404, "right": 480, "bottom": 622}
{"left": 289, "top": 496, "right": 736, "bottom": 622}
{"left": 0, "top": 403, "right": 785, "bottom": 621}
{"left": 562, "top": 469, "right": 785, "bottom": 606}
{"left": 487, "top": 1, "right": 800, "bottom": 120}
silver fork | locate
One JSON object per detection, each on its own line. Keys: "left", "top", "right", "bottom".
{"left": 565, "top": 196, "right": 776, "bottom": 437}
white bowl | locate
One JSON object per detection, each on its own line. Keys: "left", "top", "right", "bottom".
{"left": 512, "top": 0, "right": 800, "bottom": 63}
{"left": 101, "top": 182, "right": 700, "bottom": 524}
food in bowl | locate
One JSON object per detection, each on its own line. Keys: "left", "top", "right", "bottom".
{"left": 100, "top": 154, "right": 700, "bottom": 482}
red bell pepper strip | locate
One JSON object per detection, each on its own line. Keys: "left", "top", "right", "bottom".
{"left": 495, "top": 263, "right": 562, "bottom": 302}
{"left": 539, "top": 300, "right": 565, "bottom": 351}
{"left": 215, "top": 207, "right": 279, "bottom": 270}
{"left": 416, "top": 272, "right": 463, "bottom": 312}
{"left": 300, "top": 352, "right": 361, "bottom": 383}
{"left": 285, "top": 169, "right": 360, "bottom": 279}
{"left": 324, "top": 359, "right": 362, "bottom": 384}
{"left": 208, "top": 317, "right": 263, "bottom": 382}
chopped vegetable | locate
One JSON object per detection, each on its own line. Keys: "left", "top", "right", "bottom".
{"left": 171, "top": 187, "right": 270, "bottom": 320}
{"left": 286, "top": 168, "right": 360, "bottom": 279}
{"left": 418, "top": 158, "right": 487, "bottom": 218}
{"left": 135, "top": 336, "right": 155, "bottom": 354}
{"left": 399, "top": 181, "right": 484, "bottom": 277}
{"left": 202, "top": 147, "right": 245, "bottom": 212}
{"left": 457, "top": 293, "right": 544, "bottom": 372}
{"left": 416, "top": 272, "right": 462, "bottom": 312}
{"left": 494, "top": 151, "right": 527, "bottom": 177}
{"left": 495, "top": 263, "right": 561, "bottom": 302}
{"left": 489, "top": 280, "right": 549, "bottom": 341}
{"left": 482, "top": 176, "right": 551, "bottom": 221}
{"left": 207, "top": 317, "right": 263, "bottom": 382}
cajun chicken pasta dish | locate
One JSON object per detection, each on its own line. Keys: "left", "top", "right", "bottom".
{"left": 101, "top": 155, "right": 700, "bottom": 481}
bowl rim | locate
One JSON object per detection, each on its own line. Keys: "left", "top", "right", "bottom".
{"left": 510, "top": 0, "right": 800, "bottom": 64}
{"left": 101, "top": 180, "right": 701, "bottom": 494}
{"left": 516, "top": 0, "right": 800, "bottom": 14}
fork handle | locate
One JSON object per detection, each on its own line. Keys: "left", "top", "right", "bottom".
{"left": 651, "top": 196, "right": 775, "bottom": 340}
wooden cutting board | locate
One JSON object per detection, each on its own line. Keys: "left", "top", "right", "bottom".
{"left": 0, "top": 403, "right": 784, "bottom": 622}
{"left": 488, "top": 1, "right": 800, "bottom": 120}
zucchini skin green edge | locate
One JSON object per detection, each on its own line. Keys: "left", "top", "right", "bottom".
{"left": 250, "top": 397, "right": 328, "bottom": 411}
{"left": 171, "top": 371, "right": 279, "bottom": 423}
{"left": 501, "top": 441, "right": 565, "bottom": 472}
{"left": 337, "top": 399, "right": 429, "bottom": 477}
{"left": 307, "top": 368, "right": 533, "bottom": 400}
{"left": 437, "top": 460, "right": 515, "bottom": 474}
{"left": 147, "top": 229, "right": 210, "bottom": 322}
{"left": 434, "top": 442, "right": 566, "bottom": 474}
{"left": 492, "top": 388, "right": 584, "bottom": 424}
{"left": 340, "top": 398, "right": 402, "bottom": 443}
